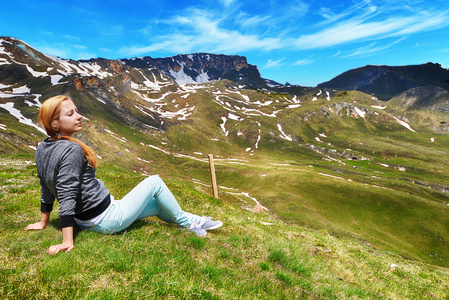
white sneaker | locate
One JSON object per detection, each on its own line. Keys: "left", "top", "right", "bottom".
{"left": 187, "top": 222, "right": 207, "bottom": 237}
{"left": 199, "top": 216, "right": 223, "bottom": 231}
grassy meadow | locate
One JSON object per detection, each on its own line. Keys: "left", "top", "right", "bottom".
{"left": 1, "top": 154, "right": 449, "bottom": 299}
{"left": 2, "top": 82, "right": 449, "bottom": 298}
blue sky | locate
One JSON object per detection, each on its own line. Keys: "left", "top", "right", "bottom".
{"left": 1, "top": 0, "right": 449, "bottom": 86}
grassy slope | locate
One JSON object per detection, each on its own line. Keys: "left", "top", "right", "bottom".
{"left": 1, "top": 154, "right": 449, "bottom": 299}
{"left": 2, "top": 83, "right": 449, "bottom": 269}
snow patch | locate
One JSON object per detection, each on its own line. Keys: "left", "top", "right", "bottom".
{"left": 169, "top": 62, "right": 196, "bottom": 85}
{"left": 228, "top": 113, "right": 242, "bottom": 121}
{"left": 136, "top": 157, "right": 152, "bottom": 164}
{"left": 96, "top": 97, "right": 106, "bottom": 104}
{"left": 226, "top": 191, "right": 268, "bottom": 210}
{"left": 220, "top": 117, "right": 229, "bottom": 136}
{"left": 26, "top": 65, "right": 47, "bottom": 77}
{"left": 318, "top": 172, "right": 351, "bottom": 181}
{"left": 255, "top": 126, "right": 261, "bottom": 149}
{"left": 0, "top": 83, "right": 12, "bottom": 89}
{"left": 50, "top": 75, "right": 65, "bottom": 85}
{"left": 393, "top": 116, "right": 415, "bottom": 132}
{"left": 195, "top": 69, "right": 210, "bottom": 83}
{"left": 354, "top": 107, "right": 366, "bottom": 118}
{"left": 0, "top": 102, "right": 46, "bottom": 134}
{"left": 13, "top": 86, "right": 31, "bottom": 94}
{"left": 277, "top": 123, "right": 292, "bottom": 141}
{"left": 104, "top": 128, "right": 127, "bottom": 143}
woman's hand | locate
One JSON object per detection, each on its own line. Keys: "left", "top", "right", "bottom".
{"left": 47, "top": 226, "right": 75, "bottom": 255}
{"left": 24, "top": 212, "right": 50, "bottom": 231}
{"left": 47, "top": 242, "right": 75, "bottom": 255}
{"left": 24, "top": 222, "right": 47, "bottom": 231}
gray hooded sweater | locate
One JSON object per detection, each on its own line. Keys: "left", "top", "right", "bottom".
{"left": 35, "top": 138, "right": 111, "bottom": 228}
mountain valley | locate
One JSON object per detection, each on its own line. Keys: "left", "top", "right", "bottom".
{"left": 1, "top": 36, "right": 449, "bottom": 267}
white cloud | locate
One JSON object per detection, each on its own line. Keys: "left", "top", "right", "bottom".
{"left": 298, "top": 2, "right": 449, "bottom": 51}
{"left": 317, "top": 0, "right": 376, "bottom": 26}
{"left": 291, "top": 10, "right": 449, "bottom": 50}
{"left": 119, "top": 1, "right": 449, "bottom": 60}
{"left": 62, "top": 35, "right": 81, "bottom": 41}
{"left": 344, "top": 42, "right": 392, "bottom": 58}
{"left": 263, "top": 58, "right": 285, "bottom": 69}
{"left": 219, "top": 0, "right": 235, "bottom": 7}
{"left": 294, "top": 56, "right": 314, "bottom": 65}
{"left": 387, "top": 11, "right": 449, "bottom": 36}
{"left": 236, "top": 12, "right": 271, "bottom": 28}
{"left": 73, "top": 44, "right": 88, "bottom": 50}
{"left": 122, "top": 9, "right": 282, "bottom": 55}
{"left": 292, "top": 17, "right": 407, "bottom": 49}
{"left": 344, "top": 38, "right": 406, "bottom": 57}
{"left": 331, "top": 50, "right": 341, "bottom": 58}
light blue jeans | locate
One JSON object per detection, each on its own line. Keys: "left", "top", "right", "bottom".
{"left": 90, "top": 175, "right": 201, "bottom": 234}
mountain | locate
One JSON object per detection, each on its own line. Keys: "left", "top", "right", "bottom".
{"left": 2, "top": 36, "right": 449, "bottom": 267}
{"left": 0, "top": 35, "right": 270, "bottom": 87}
{"left": 119, "top": 53, "right": 269, "bottom": 88}
{"left": 317, "top": 63, "right": 449, "bottom": 100}
{"left": 389, "top": 86, "right": 449, "bottom": 112}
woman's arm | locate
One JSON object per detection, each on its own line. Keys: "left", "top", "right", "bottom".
{"left": 25, "top": 213, "right": 75, "bottom": 254}
{"left": 47, "top": 226, "right": 75, "bottom": 255}
{"left": 24, "top": 211, "right": 51, "bottom": 231}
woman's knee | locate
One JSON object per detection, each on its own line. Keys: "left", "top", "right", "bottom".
{"left": 146, "top": 175, "right": 163, "bottom": 185}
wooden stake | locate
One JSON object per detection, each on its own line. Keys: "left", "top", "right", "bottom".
{"left": 208, "top": 154, "right": 219, "bottom": 198}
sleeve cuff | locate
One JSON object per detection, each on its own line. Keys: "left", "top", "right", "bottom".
{"left": 60, "top": 215, "right": 75, "bottom": 228}
{"left": 41, "top": 202, "right": 53, "bottom": 213}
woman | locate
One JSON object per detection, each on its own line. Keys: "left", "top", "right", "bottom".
{"left": 24, "top": 95, "right": 222, "bottom": 255}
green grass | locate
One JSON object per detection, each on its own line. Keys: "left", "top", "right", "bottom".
{"left": 1, "top": 155, "right": 449, "bottom": 299}
{"left": 3, "top": 80, "right": 449, "bottom": 298}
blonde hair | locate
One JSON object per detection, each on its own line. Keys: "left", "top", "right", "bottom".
{"left": 38, "top": 95, "right": 98, "bottom": 168}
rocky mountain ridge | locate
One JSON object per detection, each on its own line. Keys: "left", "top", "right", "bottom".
{"left": 0, "top": 36, "right": 270, "bottom": 89}
{"left": 119, "top": 53, "right": 268, "bottom": 87}
{"left": 318, "top": 63, "right": 449, "bottom": 100}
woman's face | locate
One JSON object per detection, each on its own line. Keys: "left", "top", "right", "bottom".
{"left": 55, "top": 100, "right": 84, "bottom": 137}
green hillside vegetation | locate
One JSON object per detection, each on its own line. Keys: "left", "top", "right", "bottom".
{"left": 1, "top": 154, "right": 449, "bottom": 299}
{"left": 2, "top": 81, "right": 449, "bottom": 270}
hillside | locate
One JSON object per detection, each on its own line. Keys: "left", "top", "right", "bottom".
{"left": 1, "top": 37, "right": 449, "bottom": 269}
{"left": 1, "top": 154, "right": 449, "bottom": 299}
{"left": 389, "top": 86, "right": 449, "bottom": 111}
{"left": 317, "top": 63, "right": 449, "bottom": 100}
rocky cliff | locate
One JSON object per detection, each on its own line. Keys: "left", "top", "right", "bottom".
{"left": 119, "top": 53, "right": 267, "bottom": 87}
